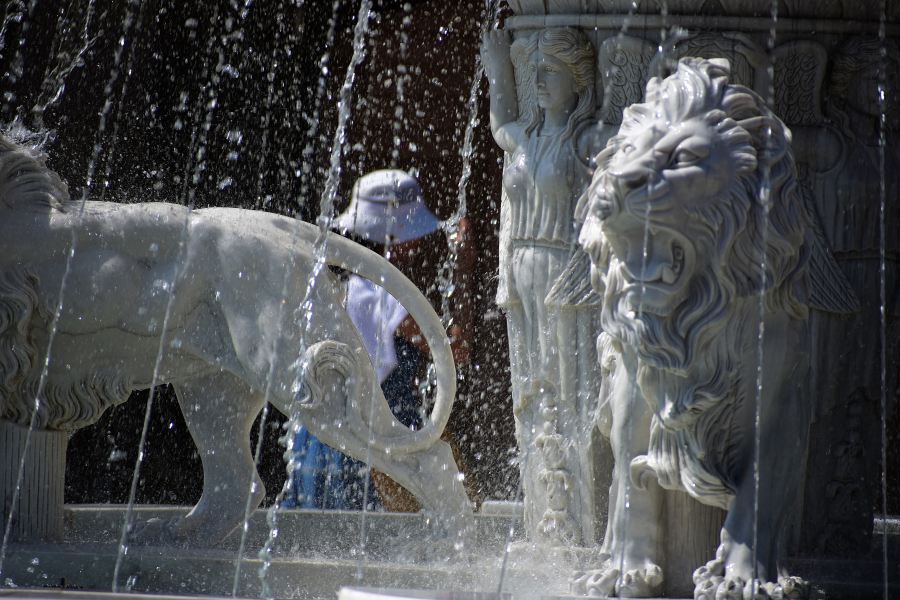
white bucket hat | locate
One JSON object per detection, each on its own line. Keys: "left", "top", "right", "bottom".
{"left": 333, "top": 170, "right": 441, "bottom": 244}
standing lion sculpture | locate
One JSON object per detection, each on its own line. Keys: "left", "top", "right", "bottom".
{"left": 562, "top": 58, "right": 858, "bottom": 599}
{"left": 0, "top": 133, "right": 472, "bottom": 550}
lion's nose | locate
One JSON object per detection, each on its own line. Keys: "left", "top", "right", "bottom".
{"left": 614, "top": 166, "right": 657, "bottom": 196}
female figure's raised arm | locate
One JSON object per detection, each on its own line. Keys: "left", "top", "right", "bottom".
{"left": 481, "top": 30, "right": 519, "bottom": 152}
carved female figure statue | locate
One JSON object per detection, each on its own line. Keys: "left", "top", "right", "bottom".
{"left": 481, "top": 27, "right": 607, "bottom": 546}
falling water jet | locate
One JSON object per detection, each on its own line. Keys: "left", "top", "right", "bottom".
{"left": 0, "top": 0, "right": 143, "bottom": 585}
{"left": 0, "top": 2, "right": 28, "bottom": 59}
{"left": 0, "top": 0, "right": 31, "bottom": 117}
{"left": 878, "top": 4, "right": 890, "bottom": 597}
{"left": 606, "top": 5, "right": 647, "bottom": 593}
{"left": 430, "top": 0, "right": 502, "bottom": 450}
{"left": 751, "top": 134, "right": 773, "bottom": 599}
{"left": 233, "top": 4, "right": 343, "bottom": 585}
{"left": 111, "top": 208, "right": 192, "bottom": 592}
{"left": 93, "top": 0, "right": 149, "bottom": 207}
{"left": 113, "top": 3, "right": 225, "bottom": 591}
{"left": 608, "top": 1, "right": 672, "bottom": 593}
{"left": 231, "top": 3, "right": 328, "bottom": 591}
{"left": 750, "top": 6, "right": 778, "bottom": 595}
{"left": 357, "top": 0, "right": 409, "bottom": 580}
{"left": 298, "top": 1, "right": 340, "bottom": 209}
{"left": 357, "top": 210, "right": 395, "bottom": 581}
{"left": 436, "top": 0, "right": 501, "bottom": 332}
{"left": 258, "top": 2, "right": 373, "bottom": 596}
{"left": 29, "top": 0, "right": 98, "bottom": 132}
{"left": 251, "top": 41, "right": 279, "bottom": 208}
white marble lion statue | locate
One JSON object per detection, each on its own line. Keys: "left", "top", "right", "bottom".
{"left": 558, "top": 58, "right": 858, "bottom": 598}
{"left": 0, "top": 133, "right": 472, "bottom": 550}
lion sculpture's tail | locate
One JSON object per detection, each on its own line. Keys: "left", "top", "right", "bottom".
{"left": 312, "top": 234, "right": 457, "bottom": 455}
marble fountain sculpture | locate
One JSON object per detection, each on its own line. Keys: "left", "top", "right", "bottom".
{"left": 0, "top": 133, "right": 472, "bottom": 550}
{"left": 2, "top": 1, "right": 899, "bottom": 599}
{"left": 482, "top": 2, "right": 898, "bottom": 599}
{"left": 568, "top": 57, "right": 858, "bottom": 599}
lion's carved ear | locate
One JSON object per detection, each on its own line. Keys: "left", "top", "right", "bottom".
{"left": 707, "top": 57, "right": 731, "bottom": 73}
{"left": 645, "top": 76, "right": 662, "bottom": 103}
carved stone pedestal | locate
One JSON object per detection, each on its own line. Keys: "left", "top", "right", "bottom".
{"left": 0, "top": 419, "right": 66, "bottom": 543}
{"left": 663, "top": 491, "right": 725, "bottom": 598}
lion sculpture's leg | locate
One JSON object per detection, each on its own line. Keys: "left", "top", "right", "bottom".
{"left": 128, "top": 360, "right": 472, "bottom": 553}
{"left": 572, "top": 348, "right": 664, "bottom": 598}
{"left": 693, "top": 312, "right": 811, "bottom": 600}
{"left": 129, "top": 371, "right": 267, "bottom": 546}
{"left": 129, "top": 325, "right": 472, "bottom": 554}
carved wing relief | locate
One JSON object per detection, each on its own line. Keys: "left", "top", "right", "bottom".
{"left": 598, "top": 36, "right": 656, "bottom": 125}
{"left": 772, "top": 41, "right": 827, "bottom": 126}
{"left": 795, "top": 162, "right": 861, "bottom": 314}
{"left": 510, "top": 36, "right": 537, "bottom": 119}
{"left": 545, "top": 245, "right": 602, "bottom": 307}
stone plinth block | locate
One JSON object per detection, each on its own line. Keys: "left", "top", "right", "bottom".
{"left": 1, "top": 419, "right": 66, "bottom": 543}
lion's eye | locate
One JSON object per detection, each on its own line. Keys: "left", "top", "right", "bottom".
{"left": 593, "top": 198, "right": 613, "bottom": 221}
{"left": 673, "top": 149, "right": 700, "bottom": 166}
{"left": 672, "top": 245, "right": 684, "bottom": 272}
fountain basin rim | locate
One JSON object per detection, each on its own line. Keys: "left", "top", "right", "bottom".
{"left": 0, "top": 590, "right": 218, "bottom": 600}
{"left": 338, "top": 587, "right": 674, "bottom": 600}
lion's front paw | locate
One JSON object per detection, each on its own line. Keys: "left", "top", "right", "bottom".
{"left": 776, "top": 577, "right": 810, "bottom": 599}
{"left": 570, "top": 565, "right": 619, "bottom": 597}
{"left": 693, "top": 558, "right": 809, "bottom": 600}
{"left": 618, "top": 563, "right": 664, "bottom": 598}
{"left": 570, "top": 561, "right": 663, "bottom": 598}
{"left": 693, "top": 574, "right": 725, "bottom": 600}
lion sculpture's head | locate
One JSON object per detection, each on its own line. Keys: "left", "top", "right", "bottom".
{"left": 1, "top": 134, "right": 132, "bottom": 430}
{"left": 581, "top": 58, "right": 811, "bottom": 434}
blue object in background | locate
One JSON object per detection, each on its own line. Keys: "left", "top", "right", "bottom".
{"left": 289, "top": 428, "right": 352, "bottom": 509}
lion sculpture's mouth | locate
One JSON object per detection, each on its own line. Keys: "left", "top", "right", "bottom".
{"left": 594, "top": 179, "right": 694, "bottom": 318}
{"left": 616, "top": 242, "right": 687, "bottom": 312}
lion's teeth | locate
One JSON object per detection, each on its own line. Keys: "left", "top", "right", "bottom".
{"left": 661, "top": 265, "right": 678, "bottom": 285}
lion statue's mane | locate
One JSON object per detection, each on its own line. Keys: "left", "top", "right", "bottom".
{"left": 0, "top": 137, "right": 135, "bottom": 430}
{"left": 594, "top": 59, "right": 811, "bottom": 509}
